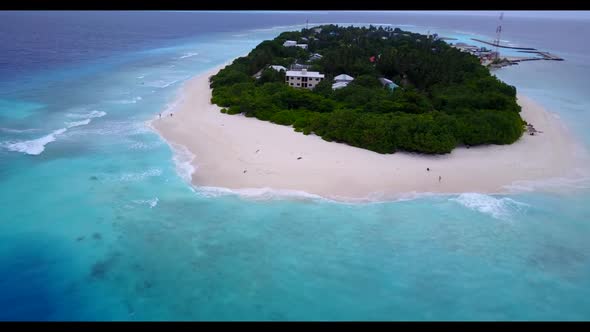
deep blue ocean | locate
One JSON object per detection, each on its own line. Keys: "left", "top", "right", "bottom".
{"left": 1, "top": 11, "right": 590, "bottom": 320}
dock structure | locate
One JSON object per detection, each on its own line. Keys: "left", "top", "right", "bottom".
{"left": 458, "top": 38, "right": 564, "bottom": 64}
{"left": 535, "top": 51, "right": 564, "bottom": 61}
{"left": 471, "top": 38, "right": 537, "bottom": 51}
{"left": 505, "top": 51, "right": 564, "bottom": 62}
{"left": 467, "top": 12, "right": 563, "bottom": 65}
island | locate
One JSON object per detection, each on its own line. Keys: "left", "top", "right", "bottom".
{"left": 152, "top": 25, "right": 582, "bottom": 201}
{"left": 210, "top": 25, "right": 524, "bottom": 154}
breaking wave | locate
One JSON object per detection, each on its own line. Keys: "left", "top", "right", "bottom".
{"left": 65, "top": 118, "right": 91, "bottom": 128}
{"left": 66, "top": 110, "right": 107, "bottom": 119}
{"left": 193, "top": 186, "right": 446, "bottom": 205}
{"left": 451, "top": 193, "right": 529, "bottom": 220}
{"left": 195, "top": 186, "right": 328, "bottom": 202}
{"left": 2, "top": 128, "right": 67, "bottom": 155}
{"left": 170, "top": 143, "right": 195, "bottom": 184}
{"left": 2, "top": 109, "right": 106, "bottom": 155}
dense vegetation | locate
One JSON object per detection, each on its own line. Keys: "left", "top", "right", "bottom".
{"left": 210, "top": 25, "right": 524, "bottom": 154}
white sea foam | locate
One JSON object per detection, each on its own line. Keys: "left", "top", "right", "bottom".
{"left": 1, "top": 108, "right": 99, "bottom": 154}
{"left": 170, "top": 143, "right": 196, "bottom": 183}
{"left": 0, "top": 127, "right": 40, "bottom": 134}
{"left": 188, "top": 181, "right": 450, "bottom": 204}
{"left": 127, "top": 140, "right": 164, "bottom": 151}
{"left": 3, "top": 128, "right": 67, "bottom": 155}
{"left": 193, "top": 185, "right": 394, "bottom": 204}
{"left": 71, "top": 121, "right": 149, "bottom": 137}
{"left": 112, "top": 96, "right": 142, "bottom": 104}
{"left": 132, "top": 197, "right": 159, "bottom": 208}
{"left": 66, "top": 110, "right": 107, "bottom": 119}
{"left": 195, "top": 186, "right": 329, "bottom": 202}
{"left": 178, "top": 52, "right": 199, "bottom": 59}
{"left": 451, "top": 193, "right": 529, "bottom": 220}
{"left": 145, "top": 78, "right": 187, "bottom": 89}
{"left": 65, "top": 118, "right": 91, "bottom": 128}
{"left": 119, "top": 168, "right": 163, "bottom": 182}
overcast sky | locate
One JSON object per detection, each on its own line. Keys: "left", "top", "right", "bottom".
{"left": 363, "top": 11, "right": 590, "bottom": 20}
{"left": 185, "top": 11, "right": 590, "bottom": 21}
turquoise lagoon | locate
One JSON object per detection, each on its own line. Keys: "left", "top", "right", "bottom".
{"left": 0, "top": 12, "right": 589, "bottom": 320}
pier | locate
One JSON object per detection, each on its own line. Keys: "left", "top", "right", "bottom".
{"left": 467, "top": 38, "right": 564, "bottom": 62}
{"left": 507, "top": 51, "right": 564, "bottom": 62}
{"left": 535, "top": 51, "right": 564, "bottom": 61}
{"left": 471, "top": 38, "right": 537, "bottom": 51}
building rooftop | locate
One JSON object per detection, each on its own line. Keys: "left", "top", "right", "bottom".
{"left": 286, "top": 70, "right": 325, "bottom": 78}
{"left": 290, "top": 63, "right": 312, "bottom": 70}
{"left": 269, "top": 65, "right": 287, "bottom": 72}
{"left": 334, "top": 74, "right": 354, "bottom": 82}
{"left": 379, "top": 77, "right": 393, "bottom": 85}
{"left": 379, "top": 77, "right": 399, "bottom": 89}
{"left": 332, "top": 81, "right": 350, "bottom": 90}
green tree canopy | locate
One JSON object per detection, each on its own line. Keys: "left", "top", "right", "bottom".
{"left": 209, "top": 25, "right": 524, "bottom": 155}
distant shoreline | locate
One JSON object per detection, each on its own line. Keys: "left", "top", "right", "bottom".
{"left": 151, "top": 65, "right": 586, "bottom": 202}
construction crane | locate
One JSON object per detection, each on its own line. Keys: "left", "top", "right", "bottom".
{"left": 493, "top": 12, "right": 504, "bottom": 60}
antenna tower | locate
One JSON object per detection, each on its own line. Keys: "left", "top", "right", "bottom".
{"left": 494, "top": 12, "right": 504, "bottom": 60}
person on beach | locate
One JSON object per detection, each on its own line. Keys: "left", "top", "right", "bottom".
{"left": 439, "top": 176, "right": 442, "bottom": 182}
{"left": 159, "top": 113, "right": 161, "bottom": 119}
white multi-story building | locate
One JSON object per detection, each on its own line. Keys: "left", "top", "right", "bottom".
{"left": 285, "top": 69, "right": 325, "bottom": 89}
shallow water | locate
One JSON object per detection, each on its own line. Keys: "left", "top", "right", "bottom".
{"left": 0, "top": 11, "right": 589, "bottom": 320}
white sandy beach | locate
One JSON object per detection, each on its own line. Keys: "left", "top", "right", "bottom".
{"left": 152, "top": 66, "right": 588, "bottom": 201}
